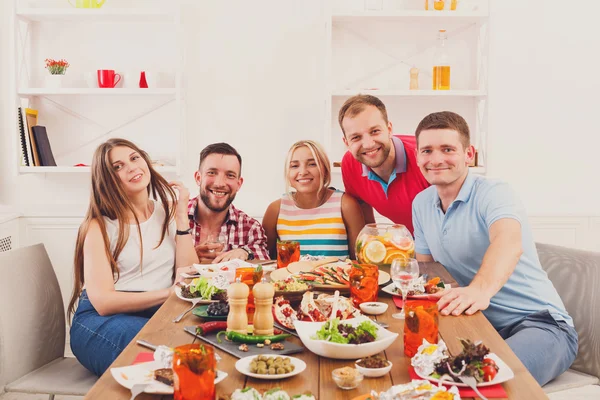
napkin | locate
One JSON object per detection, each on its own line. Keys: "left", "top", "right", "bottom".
{"left": 393, "top": 296, "right": 404, "bottom": 309}
{"left": 133, "top": 352, "right": 154, "bottom": 364}
{"left": 408, "top": 366, "right": 508, "bottom": 398}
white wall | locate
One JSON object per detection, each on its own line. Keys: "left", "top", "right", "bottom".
{"left": 1, "top": 1, "right": 600, "bottom": 241}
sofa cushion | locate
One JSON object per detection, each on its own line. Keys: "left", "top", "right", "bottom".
{"left": 547, "top": 384, "right": 600, "bottom": 400}
{"left": 536, "top": 243, "right": 600, "bottom": 381}
{"left": 544, "top": 368, "right": 600, "bottom": 393}
{"left": 5, "top": 357, "right": 96, "bottom": 396}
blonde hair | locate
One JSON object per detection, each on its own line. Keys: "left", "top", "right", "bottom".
{"left": 284, "top": 140, "right": 331, "bottom": 201}
{"left": 67, "top": 138, "right": 177, "bottom": 321}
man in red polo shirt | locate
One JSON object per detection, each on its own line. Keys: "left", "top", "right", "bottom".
{"left": 340, "top": 94, "right": 430, "bottom": 233}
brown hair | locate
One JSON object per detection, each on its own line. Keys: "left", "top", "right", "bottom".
{"left": 415, "top": 111, "right": 471, "bottom": 149}
{"left": 284, "top": 140, "right": 331, "bottom": 200}
{"left": 67, "top": 138, "right": 177, "bottom": 321}
{"left": 198, "top": 142, "right": 242, "bottom": 175}
{"left": 338, "top": 94, "right": 389, "bottom": 136}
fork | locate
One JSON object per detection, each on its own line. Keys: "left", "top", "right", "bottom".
{"left": 173, "top": 299, "right": 202, "bottom": 323}
{"left": 129, "top": 383, "right": 149, "bottom": 400}
{"left": 456, "top": 375, "right": 489, "bottom": 400}
{"left": 445, "top": 361, "right": 489, "bottom": 400}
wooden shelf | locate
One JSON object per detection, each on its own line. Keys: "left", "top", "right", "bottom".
{"left": 18, "top": 88, "right": 177, "bottom": 97}
{"left": 332, "top": 10, "right": 488, "bottom": 22}
{"left": 332, "top": 89, "right": 486, "bottom": 97}
{"left": 19, "top": 166, "right": 178, "bottom": 174}
{"left": 16, "top": 8, "right": 175, "bottom": 23}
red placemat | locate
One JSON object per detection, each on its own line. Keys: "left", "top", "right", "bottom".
{"left": 408, "top": 366, "right": 507, "bottom": 398}
{"left": 133, "top": 352, "right": 154, "bottom": 364}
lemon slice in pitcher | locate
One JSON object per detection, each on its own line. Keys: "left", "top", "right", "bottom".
{"left": 364, "top": 240, "right": 386, "bottom": 263}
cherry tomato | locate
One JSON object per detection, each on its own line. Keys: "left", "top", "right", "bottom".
{"left": 483, "top": 358, "right": 497, "bottom": 367}
{"left": 482, "top": 365, "right": 498, "bottom": 382}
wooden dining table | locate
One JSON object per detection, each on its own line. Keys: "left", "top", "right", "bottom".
{"left": 84, "top": 262, "right": 549, "bottom": 400}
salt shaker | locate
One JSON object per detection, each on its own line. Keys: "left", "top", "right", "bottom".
{"left": 226, "top": 278, "right": 249, "bottom": 334}
{"left": 252, "top": 278, "right": 274, "bottom": 336}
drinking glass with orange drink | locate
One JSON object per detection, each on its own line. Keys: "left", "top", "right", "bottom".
{"left": 349, "top": 263, "right": 379, "bottom": 307}
{"left": 356, "top": 223, "right": 415, "bottom": 266}
{"left": 234, "top": 266, "right": 263, "bottom": 314}
{"left": 403, "top": 300, "right": 439, "bottom": 357}
{"left": 173, "top": 343, "right": 216, "bottom": 400}
{"left": 277, "top": 240, "right": 300, "bottom": 269}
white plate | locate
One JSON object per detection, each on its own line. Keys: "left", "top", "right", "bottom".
{"left": 381, "top": 282, "right": 451, "bottom": 299}
{"left": 174, "top": 285, "right": 219, "bottom": 304}
{"left": 414, "top": 353, "right": 514, "bottom": 387}
{"left": 235, "top": 354, "right": 306, "bottom": 380}
{"left": 110, "top": 361, "right": 227, "bottom": 394}
{"left": 294, "top": 315, "right": 399, "bottom": 360}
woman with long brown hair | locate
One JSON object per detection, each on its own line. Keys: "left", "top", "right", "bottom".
{"left": 68, "top": 138, "right": 198, "bottom": 376}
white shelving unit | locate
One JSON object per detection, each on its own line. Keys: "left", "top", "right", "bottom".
{"left": 325, "top": 1, "right": 490, "bottom": 176}
{"left": 10, "top": 1, "right": 185, "bottom": 176}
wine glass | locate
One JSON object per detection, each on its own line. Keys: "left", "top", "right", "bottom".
{"left": 206, "top": 234, "right": 227, "bottom": 253}
{"left": 390, "top": 258, "right": 420, "bottom": 319}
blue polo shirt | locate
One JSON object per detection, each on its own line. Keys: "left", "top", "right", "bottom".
{"left": 412, "top": 172, "right": 573, "bottom": 331}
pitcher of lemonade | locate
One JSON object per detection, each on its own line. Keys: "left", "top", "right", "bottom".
{"left": 68, "top": 0, "right": 106, "bottom": 8}
{"left": 355, "top": 223, "right": 414, "bottom": 266}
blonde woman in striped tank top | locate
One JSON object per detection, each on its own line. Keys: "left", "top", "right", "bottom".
{"left": 262, "top": 140, "right": 365, "bottom": 259}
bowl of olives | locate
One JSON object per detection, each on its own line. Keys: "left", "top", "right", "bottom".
{"left": 192, "top": 302, "right": 229, "bottom": 320}
{"left": 235, "top": 354, "right": 306, "bottom": 380}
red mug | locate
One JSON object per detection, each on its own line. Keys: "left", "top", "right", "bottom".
{"left": 97, "top": 69, "right": 121, "bottom": 88}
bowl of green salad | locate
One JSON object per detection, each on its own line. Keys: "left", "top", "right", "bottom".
{"left": 294, "top": 316, "right": 399, "bottom": 359}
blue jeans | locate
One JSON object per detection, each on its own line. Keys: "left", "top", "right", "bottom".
{"left": 498, "top": 309, "right": 578, "bottom": 386}
{"left": 70, "top": 290, "right": 161, "bottom": 376}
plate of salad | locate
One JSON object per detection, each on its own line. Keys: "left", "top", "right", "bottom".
{"left": 294, "top": 316, "right": 398, "bottom": 359}
{"left": 175, "top": 276, "right": 227, "bottom": 304}
{"left": 412, "top": 338, "right": 514, "bottom": 387}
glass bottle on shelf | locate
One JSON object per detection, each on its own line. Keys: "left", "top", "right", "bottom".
{"left": 432, "top": 29, "right": 451, "bottom": 90}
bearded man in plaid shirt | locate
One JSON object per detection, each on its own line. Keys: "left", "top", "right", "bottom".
{"left": 185, "top": 143, "right": 269, "bottom": 263}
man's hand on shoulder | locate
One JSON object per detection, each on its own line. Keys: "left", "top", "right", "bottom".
{"left": 431, "top": 286, "right": 491, "bottom": 316}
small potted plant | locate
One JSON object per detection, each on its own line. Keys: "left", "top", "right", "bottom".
{"left": 44, "top": 58, "right": 70, "bottom": 88}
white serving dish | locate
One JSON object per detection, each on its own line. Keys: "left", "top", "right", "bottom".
{"left": 414, "top": 353, "right": 514, "bottom": 387}
{"left": 355, "top": 359, "right": 393, "bottom": 378}
{"left": 234, "top": 354, "right": 306, "bottom": 380}
{"left": 110, "top": 361, "right": 227, "bottom": 395}
{"left": 359, "top": 302, "right": 388, "bottom": 315}
{"left": 293, "top": 316, "right": 399, "bottom": 360}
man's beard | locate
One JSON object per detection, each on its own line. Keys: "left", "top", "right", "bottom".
{"left": 200, "top": 187, "right": 236, "bottom": 212}
{"left": 357, "top": 142, "right": 391, "bottom": 169}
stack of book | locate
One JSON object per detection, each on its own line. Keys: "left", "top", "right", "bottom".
{"left": 18, "top": 107, "right": 56, "bottom": 167}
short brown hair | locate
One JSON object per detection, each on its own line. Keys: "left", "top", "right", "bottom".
{"left": 198, "top": 142, "right": 242, "bottom": 174}
{"left": 415, "top": 111, "right": 470, "bottom": 149}
{"left": 338, "top": 94, "right": 388, "bottom": 136}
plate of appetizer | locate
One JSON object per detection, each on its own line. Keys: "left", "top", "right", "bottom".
{"left": 110, "top": 361, "right": 227, "bottom": 395}
{"left": 411, "top": 338, "right": 514, "bottom": 387}
{"left": 175, "top": 276, "right": 226, "bottom": 304}
{"left": 235, "top": 354, "right": 306, "bottom": 380}
{"left": 382, "top": 276, "right": 450, "bottom": 299}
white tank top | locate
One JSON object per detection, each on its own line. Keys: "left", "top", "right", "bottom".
{"left": 103, "top": 200, "right": 176, "bottom": 292}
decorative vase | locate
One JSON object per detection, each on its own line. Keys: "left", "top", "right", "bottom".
{"left": 45, "top": 74, "right": 65, "bottom": 89}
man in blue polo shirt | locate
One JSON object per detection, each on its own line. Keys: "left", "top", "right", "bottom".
{"left": 411, "top": 111, "right": 577, "bottom": 386}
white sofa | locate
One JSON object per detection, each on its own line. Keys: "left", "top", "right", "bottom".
{"left": 537, "top": 243, "right": 600, "bottom": 398}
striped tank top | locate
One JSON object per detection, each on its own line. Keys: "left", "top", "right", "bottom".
{"left": 276, "top": 190, "right": 349, "bottom": 258}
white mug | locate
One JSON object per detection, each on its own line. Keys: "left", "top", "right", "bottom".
{"left": 123, "top": 72, "right": 138, "bottom": 88}
{"left": 84, "top": 72, "right": 97, "bottom": 88}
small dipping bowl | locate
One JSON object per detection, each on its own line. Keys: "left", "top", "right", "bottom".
{"left": 359, "top": 302, "right": 388, "bottom": 315}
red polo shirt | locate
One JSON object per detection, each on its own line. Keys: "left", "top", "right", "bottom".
{"left": 341, "top": 135, "right": 430, "bottom": 234}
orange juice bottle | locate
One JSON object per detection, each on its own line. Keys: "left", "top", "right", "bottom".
{"left": 433, "top": 29, "right": 451, "bottom": 90}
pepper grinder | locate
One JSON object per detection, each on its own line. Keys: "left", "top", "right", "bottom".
{"left": 410, "top": 67, "right": 420, "bottom": 90}
{"left": 227, "top": 278, "right": 249, "bottom": 334}
{"left": 252, "top": 278, "right": 274, "bottom": 336}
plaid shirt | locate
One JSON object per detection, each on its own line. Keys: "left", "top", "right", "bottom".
{"left": 187, "top": 197, "right": 270, "bottom": 260}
